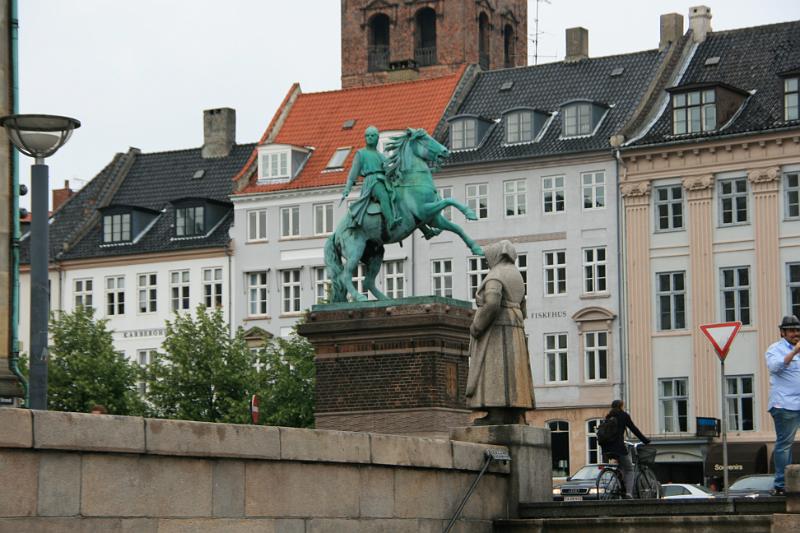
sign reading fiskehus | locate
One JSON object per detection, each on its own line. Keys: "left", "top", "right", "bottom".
{"left": 530, "top": 311, "right": 567, "bottom": 319}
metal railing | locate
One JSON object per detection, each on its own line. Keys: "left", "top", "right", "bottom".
{"left": 368, "top": 45, "right": 389, "bottom": 71}
{"left": 414, "top": 46, "right": 437, "bottom": 66}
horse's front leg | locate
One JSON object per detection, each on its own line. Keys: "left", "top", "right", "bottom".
{"left": 421, "top": 197, "right": 478, "bottom": 221}
{"left": 341, "top": 238, "right": 368, "bottom": 302}
{"left": 428, "top": 212, "right": 484, "bottom": 256}
{"left": 363, "top": 246, "right": 390, "bottom": 301}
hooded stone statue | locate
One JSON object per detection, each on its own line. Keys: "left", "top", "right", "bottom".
{"left": 466, "top": 240, "right": 535, "bottom": 425}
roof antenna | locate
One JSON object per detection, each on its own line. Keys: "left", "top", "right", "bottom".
{"left": 531, "top": 0, "right": 552, "bottom": 65}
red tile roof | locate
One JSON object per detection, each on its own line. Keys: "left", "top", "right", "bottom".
{"left": 234, "top": 68, "right": 465, "bottom": 195}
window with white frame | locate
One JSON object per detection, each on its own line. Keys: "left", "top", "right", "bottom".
{"left": 785, "top": 172, "right": 799, "bottom": 219}
{"left": 105, "top": 275, "right": 125, "bottom": 316}
{"left": 542, "top": 176, "right": 565, "bottom": 214}
{"left": 586, "top": 419, "right": 602, "bottom": 464}
{"left": 726, "top": 375, "right": 754, "bottom": 431}
{"left": 657, "top": 271, "right": 686, "bottom": 330}
{"left": 582, "top": 171, "right": 605, "bottom": 210}
{"left": 176, "top": 206, "right": 204, "bottom": 237}
{"left": 352, "top": 264, "right": 368, "bottom": 299}
{"left": 137, "top": 273, "right": 157, "bottom": 313}
{"left": 450, "top": 119, "right": 477, "bottom": 150}
{"left": 659, "top": 378, "right": 688, "bottom": 433}
{"left": 383, "top": 260, "right": 405, "bottom": 299}
{"left": 785, "top": 77, "right": 799, "bottom": 121}
{"left": 466, "top": 183, "right": 488, "bottom": 220}
{"left": 203, "top": 267, "right": 223, "bottom": 308}
{"left": 504, "top": 179, "right": 527, "bottom": 217}
{"left": 583, "top": 247, "right": 607, "bottom": 294}
{"left": 544, "top": 250, "right": 566, "bottom": 296}
{"left": 719, "top": 177, "right": 748, "bottom": 225}
{"left": 721, "top": 267, "right": 751, "bottom": 325}
{"left": 247, "top": 271, "right": 268, "bottom": 316}
{"left": 437, "top": 186, "right": 453, "bottom": 221}
{"left": 505, "top": 110, "right": 533, "bottom": 143}
{"left": 432, "top": 259, "right": 453, "bottom": 298}
{"left": 584, "top": 331, "right": 608, "bottom": 382}
{"left": 468, "top": 256, "right": 489, "bottom": 300}
{"left": 313, "top": 267, "right": 330, "bottom": 304}
{"left": 247, "top": 209, "right": 267, "bottom": 241}
{"left": 548, "top": 420, "right": 570, "bottom": 477}
{"left": 280, "top": 206, "right": 300, "bottom": 237}
{"left": 672, "top": 89, "right": 716, "bottom": 134}
{"left": 545, "top": 333, "right": 568, "bottom": 383}
{"left": 103, "top": 213, "right": 131, "bottom": 243}
{"left": 137, "top": 349, "right": 158, "bottom": 396}
{"left": 655, "top": 185, "right": 684, "bottom": 231}
{"left": 326, "top": 147, "right": 351, "bottom": 169}
{"left": 788, "top": 263, "right": 800, "bottom": 318}
{"left": 74, "top": 278, "right": 93, "bottom": 309}
{"left": 516, "top": 254, "right": 528, "bottom": 296}
{"left": 170, "top": 270, "right": 190, "bottom": 312}
{"left": 282, "top": 269, "right": 301, "bottom": 314}
{"left": 563, "top": 103, "right": 592, "bottom": 137}
{"left": 259, "top": 150, "right": 289, "bottom": 180}
{"left": 314, "top": 203, "right": 334, "bottom": 235}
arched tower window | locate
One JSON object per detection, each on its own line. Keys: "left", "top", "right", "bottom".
{"left": 503, "top": 24, "right": 515, "bottom": 68}
{"left": 368, "top": 14, "right": 390, "bottom": 72}
{"left": 478, "top": 12, "right": 490, "bottom": 69}
{"left": 414, "top": 8, "right": 437, "bottom": 66}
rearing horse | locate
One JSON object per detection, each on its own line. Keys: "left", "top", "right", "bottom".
{"left": 324, "top": 128, "right": 483, "bottom": 302}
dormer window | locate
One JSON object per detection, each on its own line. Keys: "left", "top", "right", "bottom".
{"left": 257, "top": 144, "right": 311, "bottom": 184}
{"left": 451, "top": 118, "right": 476, "bottom": 150}
{"left": 503, "top": 108, "right": 550, "bottom": 144}
{"left": 786, "top": 77, "right": 799, "bottom": 121}
{"left": 260, "top": 150, "right": 289, "bottom": 180}
{"left": 672, "top": 89, "right": 716, "bottom": 134}
{"left": 563, "top": 102, "right": 593, "bottom": 137}
{"left": 103, "top": 213, "right": 131, "bottom": 243}
{"left": 176, "top": 206, "right": 204, "bottom": 237}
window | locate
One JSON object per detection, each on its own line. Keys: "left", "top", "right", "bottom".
{"left": 432, "top": 259, "right": 453, "bottom": 298}
{"left": 437, "top": 186, "right": 453, "bottom": 221}
{"left": 259, "top": 150, "right": 289, "bottom": 179}
{"left": 314, "top": 203, "right": 334, "bottom": 235}
{"left": 584, "top": 331, "right": 608, "bottom": 382}
{"left": 672, "top": 89, "right": 716, "bottom": 134}
{"left": 352, "top": 264, "right": 368, "bottom": 299}
{"left": 787, "top": 263, "right": 800, "bottom": 318}
{"left": 466, "top": 183, "right": 488, "bottom": 220}
{"left": 786, "top": 77, "right": 799, "bottom": 121}
{"left": 726, "top": 375, "right": 754, "bottom": 431}
{"left": 137, "top": 273, "right": 157, "bottom": 313}
{"left": 586, "top": 419, "right": 602, "bottom": 464}
{"left": 137, "top": 349, "right": 157, "bottom": 396}
{"left": 506, "top": 110, "right": 533, "bottom": 143}
{"left": 542, "top": 176, "right": 564, "bottom": 214}
{"left": 314, "top": 267, "right": 330, "bottom": 304}
{"left": 451, "top": 119, "right": 477, "bottom": 150}
{"left": 544, "top": 250, "right": 567, "bottom": 296}
{"left": 176, "top": 206, "right": 204, "bottom": 237}
{"left": 721, "top": 267, "right": 751, "bottom": 325}
{"left": 657, "top": 271, "right": 686, "bottom": 330}
{"left": 414, "top": 7, "right": 437, "bottom": 66}
{"left": 280, "top": 206, "right": 300, "bottom": 237}
{"left": 582, "top": 171, "right": 605, "bottom": 210}
{"left": 203, "top": 267, "right": 223, "bottom": 308}
{"left": 248, "top": 271, "right": 268, "bottom": 316}
{"left": 74, "top": 278, "right": 93, "bottom": 309}
{"left": 785, "top": 172, "right": 799, "bottom": 219}
{"left": 170, "top": 270, "right": 190, "bottom": 312}
{"left": 659, "top": 378, "right": 688, "bottom": 432}
{"left": 504, "top": 179, "right": 527, "bottom": 217}
{"left": 326, "top": 148, "right": 350, "bottom": 169}
{"left": 545, "top": 333, "right": 568, "bottom": 383}
{"left": 655, "top": 185, "right": 684, "bottom": 231}
{"left": 563, "top": 103, "right": 592, "bottom": 137}
{"left": 383, "top": 260, "right": 405, "bottom": 299}
{"left": 103, "top": 213, "right": 131, "bottom": 243}
{"left": 468, "top": 256, "right": 489, "bottom": 300}
{"left": 548, "top": 420, "right": 570, "bottom": 477}
{"left": 517, "top": 254, "right": 528, "bottom": 296}
{"left": 367, "top": 13, "right": 390, "bottom": 72}
{"left": 247, "top": 209, "right": 267, "bottom": 241}
{"left": 719, "top": 178, "right": 748, "bottom": 225}
{"left": 105, "top": 275, "right": 125, "bottom": 316}
{"left": 583, "top": 247, "right": 607, "bottom": 294}
{"left": 282, "top": 269, "right": 301, "bottom": 314}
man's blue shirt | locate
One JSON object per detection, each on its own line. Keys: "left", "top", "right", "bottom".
{"left": 766, "top": 338, "right": 800, "bottom": 411}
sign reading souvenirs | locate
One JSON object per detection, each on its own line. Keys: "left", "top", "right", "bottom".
{"left": 699, "top": 322, "right": 742, "bottom": 361}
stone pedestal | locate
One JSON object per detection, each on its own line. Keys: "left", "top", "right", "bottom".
{"left": 298, "top": 296, "right": 473, "bottom": 436}
{"left": 450, "top": 425, "right": 551, "bottom": 516}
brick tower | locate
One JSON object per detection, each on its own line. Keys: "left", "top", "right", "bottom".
{"left": 341, "top": 0, "right": 528, "bottom": 88}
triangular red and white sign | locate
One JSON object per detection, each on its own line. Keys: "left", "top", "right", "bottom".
{"left": 699, "top": 322, "right": 742, "bottom": 361}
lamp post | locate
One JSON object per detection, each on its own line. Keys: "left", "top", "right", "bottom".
{"left": 0, "top": 114, "right": 80, "bottom": 410}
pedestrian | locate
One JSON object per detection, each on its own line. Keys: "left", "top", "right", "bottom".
{"left": 600, "top": 399, "right": 651, "bottom": 498}
{"left": 766, "top": 315, "right": 800, "bottom": 495}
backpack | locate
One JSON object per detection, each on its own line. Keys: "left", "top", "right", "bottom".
{"left": 596, "top": 416, "right": 618, "bottom": 446}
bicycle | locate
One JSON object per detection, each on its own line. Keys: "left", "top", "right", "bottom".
{"left": 596, "top": 441, "right": 661, "bottom": 500}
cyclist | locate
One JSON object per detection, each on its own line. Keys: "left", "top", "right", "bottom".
{"left": 600, "top": 399, "right": 651, "bottom": 498}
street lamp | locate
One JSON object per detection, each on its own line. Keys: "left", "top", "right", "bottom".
{"left": 0, "top": 114, "right": 80, "bottom": 410}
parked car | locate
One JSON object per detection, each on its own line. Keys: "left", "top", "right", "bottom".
{"left": 553, "top": 464, "right": 608, "bottom": 501}
{"left": 726, "top": 474, "right": 775, "bottom": 498}
{"left": 660, "top": 483, "right": 715, "bottom": 499}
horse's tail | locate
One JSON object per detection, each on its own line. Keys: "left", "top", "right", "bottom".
{"left": 324, "top": 231, "right": 347, "bottom": 302}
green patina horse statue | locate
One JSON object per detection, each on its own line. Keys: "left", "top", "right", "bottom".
{"left": 324, "top": 128, "right": 483, "bottom": 303}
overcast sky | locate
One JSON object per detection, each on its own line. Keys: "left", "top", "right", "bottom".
{"left": 18, "top": 1, "right": 800, "bottom": 207}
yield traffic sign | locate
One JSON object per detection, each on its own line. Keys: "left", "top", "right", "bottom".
{"left": 699, "top": 322, "right": 742, "bottom": 361}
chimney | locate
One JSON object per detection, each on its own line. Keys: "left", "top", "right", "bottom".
{"left": 565, "top": 27, "right": 588, "bottom": 62}
{"left": 660, "top": 13, "right": 684, "bottom": 49}
{"left": 202, "top": 108, "right": 236, "bottom": 159}
{"left": 688, "top": 5, "right": 712, "bottom": 43}
{"left": 52, "top": 179, "right": 74, "bottom": 211}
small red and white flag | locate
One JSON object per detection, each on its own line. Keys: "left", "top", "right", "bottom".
{"left": 250, "top": 394, "right": 260, "bottom": 424}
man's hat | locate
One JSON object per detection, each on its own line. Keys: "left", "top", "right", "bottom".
{"left": 779, "top": 315, "right": 800, "bottom": 329}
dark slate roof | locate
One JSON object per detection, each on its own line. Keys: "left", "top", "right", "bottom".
{"left": 22, "top": 143, "right": 255, "bottom": 263}
{"left": 633, "top": 20, "right": 800, "bottom": 146}
{"left": 442, "top": 48, "right": 667, "bottom": 166}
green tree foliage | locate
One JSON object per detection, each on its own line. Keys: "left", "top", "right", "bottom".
{"left": 255, "top": 333, "right": 315, "bottom": 428}
{"left": 46, "top": 306, "right": 145, "bottom": 415}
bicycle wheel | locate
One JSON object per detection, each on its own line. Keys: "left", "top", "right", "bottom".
{"left": 597, "top": 468, "right": 624, "bottom": 500}
{"left": 635, "top": 466, "right": 661, "bottom": 499}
